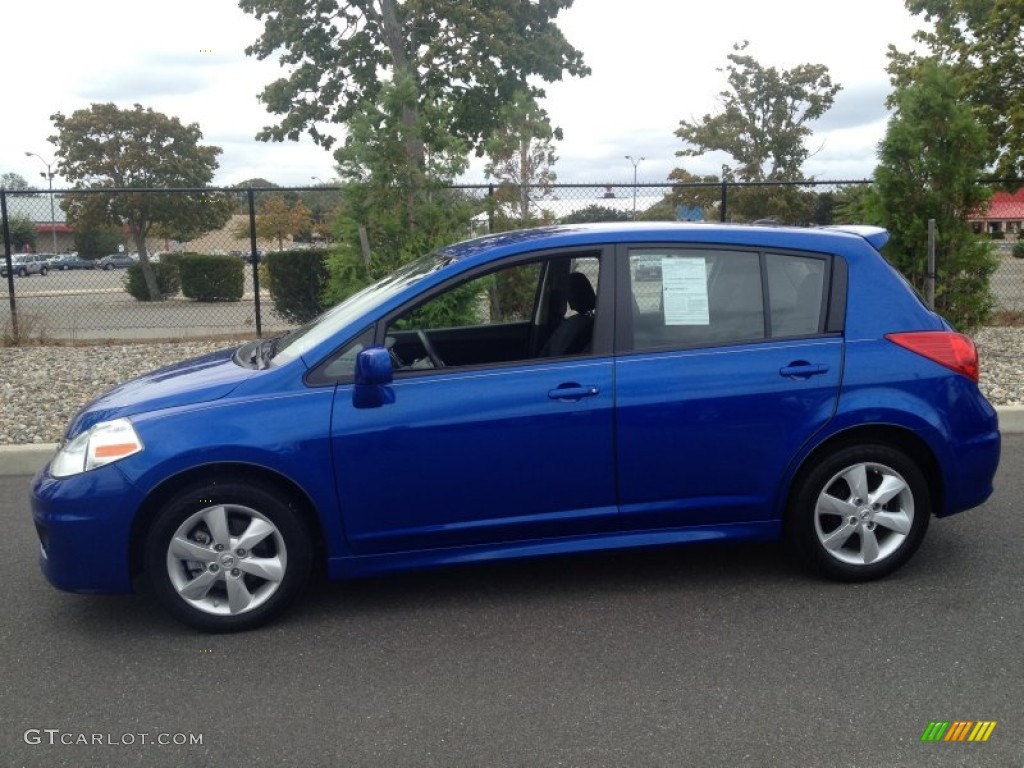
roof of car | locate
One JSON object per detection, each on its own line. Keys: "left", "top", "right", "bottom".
{"left": 439, "top": 222, "right": 889, "bottom": 263}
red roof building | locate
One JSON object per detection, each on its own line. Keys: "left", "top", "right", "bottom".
{"left": 970, "top": 188, "right": 1024, "bottom": 237}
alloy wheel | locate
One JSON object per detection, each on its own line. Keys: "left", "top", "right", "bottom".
{"left": 813, "top": 461, "right": 914, "bottom": 567}
{"left": 165, "top": 503, "right": 288, "bottom": 617}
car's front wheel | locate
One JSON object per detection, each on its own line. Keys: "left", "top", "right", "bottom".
{"left": 145, "top": 481, "right": 312, "bottom": 632}
{"left": 788, "top": 444, "right": 930, "bottom": 581}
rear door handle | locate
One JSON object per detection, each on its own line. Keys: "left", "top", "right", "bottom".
{"left": 548, "top": 384, "right": 600, "bottom": 401}
{"left": 779, "top": 363, "right": 829, "bottom": 379}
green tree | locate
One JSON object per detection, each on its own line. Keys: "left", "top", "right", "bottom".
{"left": 231, "top": 178, "right": 281, "bottom": 213}
{"left": 7, "top": 214, "right": 37, "bottom": 252}
{"left": 325, "top": 75, "right": 475, "bottom": 305}
{"left": 1, "top": 172, "right": 31, "bottom": 190}
{"left": 485, "top": 91, "right": 561, "bottom": 223}
{"left": 562, "top": 205, "right": 631, "bottom": 224}
{"left": 253, "top": 195, "right": 314, "bottom": 250}
{"left": 294, "top": 185, "right": 340, "bottom": 243}
{"left": 48, "top": 103, "right": 232, "bottom": 300}
{"left": 869, "top": 58, "right": 996, "bottom": 330}
{"left": 903, "top": 0, "right": 1024, "bottom": 178}
{"left": 640, "top": 168, "right": 722, "bottom": 221}
{"left": 74, "top": 223, "right": 124, "bottom": 260}
{"left": 675, "top": 42, "right": 841, "bottom": 183}
{"left": 832, "top": 183, "right": 877, "bottom": 224}
{"left": 240, "top": 0, "right": 589, "bottom": 164}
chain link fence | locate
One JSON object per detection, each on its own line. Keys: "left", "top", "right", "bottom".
{"left": 2, "top": 181, "right": 1022, "bottom": 343}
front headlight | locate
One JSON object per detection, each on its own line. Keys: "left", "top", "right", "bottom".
{"left": 51, "top": 418, "right": 144, "bottom": 478}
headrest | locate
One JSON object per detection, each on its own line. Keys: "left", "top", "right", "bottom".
{"left": 566, "top": 272, "right": 596, "bottom": 314}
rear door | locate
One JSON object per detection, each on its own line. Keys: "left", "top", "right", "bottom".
{"left": 614, "top": 245, "right": 844, "bottom": 529}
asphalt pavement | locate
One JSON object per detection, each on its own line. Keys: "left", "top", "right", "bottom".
{"left": 1, "top": 437, "right": 1022, "bottom": 767}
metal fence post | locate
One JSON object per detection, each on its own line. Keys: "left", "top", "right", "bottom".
{"left": 927, "top": 218, "right": 936, "bottom": 309}
{"left": 248, "top": 187, "right": 262, "bottom": 338}
{"left": 1, "top": 188, "right": 19, "bottom": 343}
{"left": 488, "top": 184, "right": 495, "bottom": 232}
{"left": 719, "top": 180, "right": 728, "bottom": 223}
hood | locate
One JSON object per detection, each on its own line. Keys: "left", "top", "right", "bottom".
{"left": 65, "top": 347, "right": 254, "bottom": 439}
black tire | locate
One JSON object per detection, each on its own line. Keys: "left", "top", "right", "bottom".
{"left": 104, "top": 263, "right": 113, "bottom": 270}
{"left": 787, "top": 444, "right": 930, "bottom": 581}
{"left": 145, "top": 481, "right": 312, "bottom": 632}
{"left": 18, "top": 267, "right": 27, "bottom": 277}
{"left": 39, "top": 267, "right": 48, "bottom": 276}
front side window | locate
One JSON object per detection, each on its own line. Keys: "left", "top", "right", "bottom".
{"left": 384, "top": 254, "right": 601, "bottom": 372}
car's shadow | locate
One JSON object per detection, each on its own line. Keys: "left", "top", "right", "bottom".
{"left": 299, "top": 539, "right": 804, "bottom": 620}
{"left": 53, "top": 530, "right": 961, "bottom": 637}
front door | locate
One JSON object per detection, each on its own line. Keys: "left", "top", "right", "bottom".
{"left": 331, "top": 251, "right": 618, "bottom": 554}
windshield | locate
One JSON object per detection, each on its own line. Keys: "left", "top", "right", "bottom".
{"left": 271, "top": 253, "right": 455, "bottom": 366}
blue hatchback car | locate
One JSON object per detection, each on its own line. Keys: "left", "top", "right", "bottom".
{"left": 31, "top": 223, "right": 1001, "bottom": 631}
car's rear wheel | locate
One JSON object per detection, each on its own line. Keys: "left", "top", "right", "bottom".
{"left": 39, "top": 267, "right": 48, "bottom": 276}
{"left": 145, "top": 481, "right": 312, "bottom": 632}
{"left": 788, "top": 444, "right": 930, "bottom": 581}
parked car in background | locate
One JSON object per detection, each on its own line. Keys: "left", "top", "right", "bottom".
{"left": 96, "top": 254, "right": 137, "bottom": 270}
{"left": 48, "top": 253, "right": 97, "bottom": 271}
{"left": 2, "top": 253, "right": 49, "bottom": 277}
{"left": 30, "top": 223, "right": 1001, "bottom": 632}
{"left": 229, "top": 249, "right": 266, "bottom": 264}
{"left": 633, "top": 256, "right": 662, "bottom": 281}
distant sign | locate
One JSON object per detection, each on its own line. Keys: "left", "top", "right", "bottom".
{"left": 676, "top": 205, "right": 704, "bottom": 222}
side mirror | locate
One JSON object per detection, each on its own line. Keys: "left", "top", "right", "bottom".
{"left": 353, "top": 347, "right": 394, "bottom": 408}
{"left": 355, "top": 346, "right": 393, "bottom": 385}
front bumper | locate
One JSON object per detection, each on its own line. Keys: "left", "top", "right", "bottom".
{"left": 31, "top": 462, "right": 145, "bottom": 594}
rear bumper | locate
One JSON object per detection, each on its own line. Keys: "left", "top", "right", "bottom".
{"left": 939, "top": 422, "right": 1000, "bottom": 517}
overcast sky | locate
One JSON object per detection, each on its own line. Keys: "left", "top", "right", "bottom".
{"left": 3, "top": 0, "right": 927, "bottom": 190}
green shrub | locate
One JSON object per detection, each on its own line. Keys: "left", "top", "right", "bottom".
{"left": 1013, "top": 240, "right": 1024, "bottom": 259}
{"left": 123, "top": 262, "right": 182, "bottom": 301}
{"left": 180, "top": 254, "right": 244, "bottom": 302}
{"left": 265, "top": 249, "right": 330, "bottom": 324}
{"left": 159, "top": 252, "right": 189, "bottom": 271}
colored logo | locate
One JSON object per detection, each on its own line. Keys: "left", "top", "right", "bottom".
{"left": 921, "top": 721, "right": 997, "bottom": 742}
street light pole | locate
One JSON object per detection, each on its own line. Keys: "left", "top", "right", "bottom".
{"left": 625, "top": 155, "right": 645, "bottom": 219}
{"left": 25, "top": 152, "right": 58, "bottom": 254}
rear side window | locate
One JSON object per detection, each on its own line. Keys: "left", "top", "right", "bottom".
{"left": 766, "top": 253, "right": 825, "bottom": 337}
{"left": 627, "top": 248, "right": 831, "bottom": 352}
{"left": 629, "top": 249, "right": 764, "bottom": 350}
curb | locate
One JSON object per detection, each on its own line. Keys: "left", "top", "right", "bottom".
{"left": 0, "top": 443, "right": 59, "bottom": 477}
{"left": 3, "top": 406, "right": 1023, "bottom": 478}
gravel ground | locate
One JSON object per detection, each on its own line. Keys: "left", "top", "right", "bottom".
{"left": 1, "top": 330, "right": 1022, "bottom": 445}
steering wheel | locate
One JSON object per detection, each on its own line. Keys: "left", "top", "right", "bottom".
{"left": 416, "top": 329, "right": 445, "bottom": 368}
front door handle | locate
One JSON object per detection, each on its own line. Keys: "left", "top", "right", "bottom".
{"left": 548, "top": 384, "right": 600, "bottom": 401}
{"left": 779, "top": 362, "right": 830, "bottom": 379}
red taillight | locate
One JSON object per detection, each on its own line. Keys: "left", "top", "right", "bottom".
{"left": 885, "top": 331, "right": 979, "bottom": 383}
